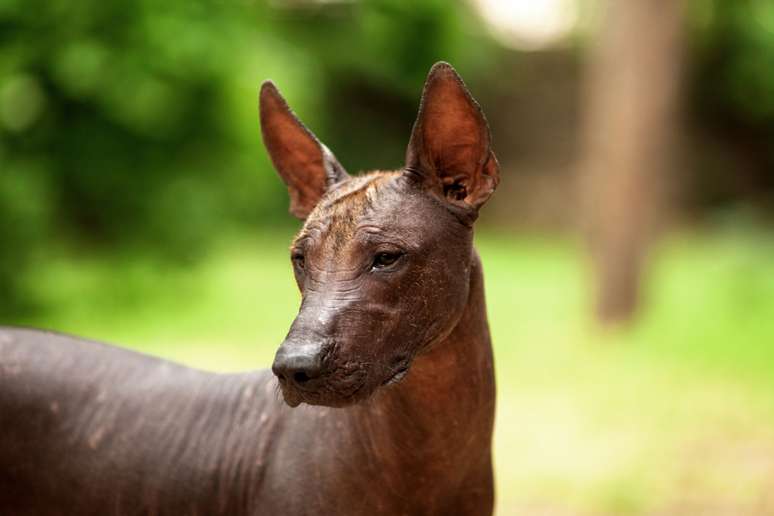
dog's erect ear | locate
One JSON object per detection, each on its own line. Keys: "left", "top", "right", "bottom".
{"left": 260, "top": 81, "right": 349, "bottom": 220}
{"left": 405, "top": 62, "right": 499, "bottom": 220}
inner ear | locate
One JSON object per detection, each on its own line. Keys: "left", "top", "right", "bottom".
{"left": 405, "top": 62, "right": 499, "bottom": 214}
{"left": 260, "top": 81, "right": 349, "bottom": 220}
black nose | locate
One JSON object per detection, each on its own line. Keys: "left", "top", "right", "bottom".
{"left": 272, "top": 342, "right": 325, "bottom": 388}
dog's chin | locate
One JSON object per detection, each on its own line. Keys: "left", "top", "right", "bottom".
{"left": 289, "top": 395, "right": 362, "bottom": 409}
{"left": 278, "top": 378, "right": 372, "bottom": 409}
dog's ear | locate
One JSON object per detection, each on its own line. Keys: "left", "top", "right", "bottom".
{"left": 260, "top": 81, "right": 349, "bottom": 220}
{"left": 405, "top": 62, "right": 499, "bottom": 221}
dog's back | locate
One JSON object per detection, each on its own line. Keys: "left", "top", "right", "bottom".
{"left": 0, "top": 328, "right": 279, "bottom": 515}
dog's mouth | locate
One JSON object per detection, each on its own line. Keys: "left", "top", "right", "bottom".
{"left": 277, "top": 368, "right": 369, "bottom": 408}
{"left": 278, "top": 358, "right": 413, "bottom": 408}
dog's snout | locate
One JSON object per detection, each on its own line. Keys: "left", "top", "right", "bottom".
{"left": 272, "top": 342, "right": 325, "bottom": 388}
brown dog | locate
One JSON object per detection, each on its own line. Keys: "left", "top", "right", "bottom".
{"left": 0, "top": 61, "right": 499, "bottom": 515}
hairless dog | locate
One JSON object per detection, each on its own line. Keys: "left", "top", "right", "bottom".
{"left": 0, "top": 61, "right": 499, "bottom": 515}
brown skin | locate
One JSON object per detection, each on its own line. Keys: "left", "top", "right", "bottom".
{"left": 0, "top": 62, "right": 498, "bottom": 515}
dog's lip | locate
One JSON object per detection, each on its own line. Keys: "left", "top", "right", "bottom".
{"left": 279, "top": 371, "right": 369, "bottom": 407}
{"left": 282, "top": 388, "right": 303, "bottom": 407}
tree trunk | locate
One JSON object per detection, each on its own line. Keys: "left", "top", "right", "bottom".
{"left": 578, "top": 0, "right": 684, "bottom": 325}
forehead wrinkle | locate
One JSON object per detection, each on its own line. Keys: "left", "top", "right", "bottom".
{"left": 326, "top": 179, "right": 374, "bottom": 207}
{"left": 292, "top": 219, "right": 326, "bottom": 248}
{"left": 326, "top": 190, "right": 368, "bottom": 252}
{"left": 297, "top": 171, "right": 401, "bottom": 252}
{"left": 320, "top": 171, "right": 391, "bottom": 208}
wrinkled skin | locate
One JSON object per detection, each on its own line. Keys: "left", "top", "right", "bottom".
{"left": 0, "top": 62, "right": 499, "bottom": 515}
{"left": 275, "top": 172, "right": 474, "bottom": 407}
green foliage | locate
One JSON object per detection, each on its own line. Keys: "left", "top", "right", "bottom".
{"left": 0, "top": 0, "right": 494, "bottom": 314}
{"left": 0, "top": 0, "right": 275, "bottom": 311}
{"left": 686, "top": 0, "right": 774, "bottom": 210}
{"left": 2, "top": 0, "right": 772, "bottom": 315}
{"left": 691, "top": 0, "right": 774, "bottom": 125}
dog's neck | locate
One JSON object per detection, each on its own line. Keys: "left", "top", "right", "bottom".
{"left": 345, "top": 249, "right": 495, "bottom": 490}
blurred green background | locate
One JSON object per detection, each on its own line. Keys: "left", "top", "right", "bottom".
{"left": 1, "top": 0, "right": 774, "bottom": 514}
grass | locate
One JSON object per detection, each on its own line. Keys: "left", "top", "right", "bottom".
{"left": 8, "top": 229, "right": 774, "bottom": 515}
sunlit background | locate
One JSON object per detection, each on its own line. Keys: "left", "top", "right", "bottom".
{"left": 2, "top": 0, "right": 774, "bottom": 514}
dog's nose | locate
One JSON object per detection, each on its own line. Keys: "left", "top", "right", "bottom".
{"left": 272, "top": 342, "right": 324, "bottom": 388}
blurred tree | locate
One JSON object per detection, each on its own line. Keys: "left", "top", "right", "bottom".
{"left": 578, "top": 0, "right": 685, "bottom": 324}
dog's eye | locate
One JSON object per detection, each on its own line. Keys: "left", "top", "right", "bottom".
{"left": 291, "top": 252, "right": 305, "bottom": 271}
{"left": 372, "top": 252, "right": 402, "bottom": 269}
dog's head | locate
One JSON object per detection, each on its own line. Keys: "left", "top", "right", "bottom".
{"left": 261, "top": 63, "right": 499, "bottom": 407}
